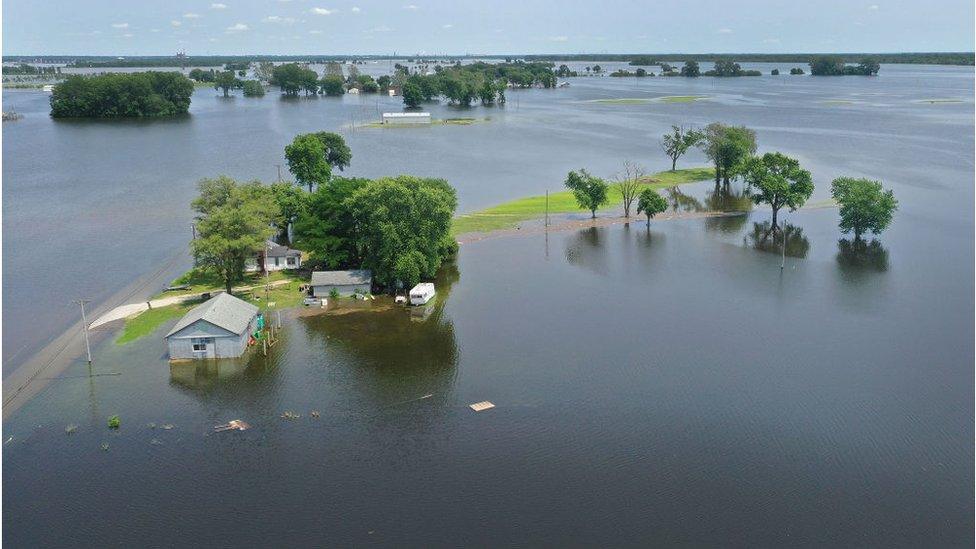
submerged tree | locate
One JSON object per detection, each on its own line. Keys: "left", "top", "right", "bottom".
{"left": 830, "top": 177, "right": 897, "bottom": 240}
{"left": 660, "top": 125, "right": 705, "bottom": 171}
{"left": 636, "top": 188, "right": 668, "bottom": 227}
{"left": 742, "top": 152, "right": 814, "bottom": 229}
{"left": 565, "top": 169, "right": 610, "bottom": 219}
{"left": 700, "top": 123, "right": 757, "bottom": 186}
{"left": 214, "top": 70, "right": 240, "bottom": 97}
{"left": 614, "top": 162, "right": 646, "bottom": 217}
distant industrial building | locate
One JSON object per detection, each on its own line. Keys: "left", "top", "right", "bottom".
{"left": 165, "top": 293, "right": 259, "bottom": 360}
{"left": 311, "top": 270, "right": 372, "bottom": 297}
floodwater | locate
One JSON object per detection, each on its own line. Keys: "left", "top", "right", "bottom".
{"left": 2, "top": 62, "right": 974, "bottom": 546}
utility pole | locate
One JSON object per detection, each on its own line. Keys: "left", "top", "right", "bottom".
{"left": 545, "top": 190, "right": 549, "bottom": 227}
{"left": 73, "top": 299, "right": 93, "bottom": 366}
{"left": 275, "top": 164, "right": 283, "bottom": 182}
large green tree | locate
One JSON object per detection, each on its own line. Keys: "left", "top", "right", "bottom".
{"left": 292, "top": 177, "right": 369, "bottom": 268}
{"left": 565, "top": 169, "right": 610, "bottom": 218}
{"left": 311, "top": 132, "right": 353, "bottom": 172}
{"left": 346, "top": 176, "right": 458, "bottom": 288}
{"left": 830, "top": 177, "right": 897, "bottom": 239}
{"left": 742, "top": 152, "right": 814, "bottom": 229}
{"left": 701, "top": 123, "right": 757, "bottom": 186}
{"left": 402, "top": 81, "right": 423, "bottom": 108}
{"left": 271, "top": 63, "right": 318, "bottom": 96}
{"left": 636, "top": 188, "right": 668, "bottom": 227}
{"left": 320, "top": 75, "right": 345, "bottom": 96}
{"left": 285, "top": 134, "right": 332, "bottom": 191}
{"left": 190, "top": 177, "right": 279, "bottom": 293}
{"left": 214, "top": 70, "right": 240, "bottom": 97}
{"left": 269, "top": 181, "right": 308, "bottom": 242}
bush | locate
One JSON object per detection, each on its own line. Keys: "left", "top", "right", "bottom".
{"left": 242, "top": 80, "right": 265, "bottom": 97}
{"left": 108, "top": 415, "right": 121, "bottom": 429}
{"left": 329, "top": 288, "right": 340, "bottom": 299}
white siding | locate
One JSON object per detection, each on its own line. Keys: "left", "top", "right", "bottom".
{"left": 312, "top": 283, "right": 371, "bottom": 297}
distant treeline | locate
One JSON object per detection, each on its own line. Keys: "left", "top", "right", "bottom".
{"left": 4, "top": 51, "right": 972, "bottom": 68}
{"left": 50, "top": 72, "right": 194, "bottom": 118}
{"left": 2, "top": 63, "right": 62, "bottom": 75}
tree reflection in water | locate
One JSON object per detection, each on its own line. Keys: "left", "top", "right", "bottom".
{"left": 664, "top": 186, "right": 704, "bottom": 213}
{"left": 703, "top": 186, "right": 753, "bottom": 233}
{"left": 836, "top": 238, "right": 889, "bottom": 272}
{"left": 745, "top": 221, "right": 810, "bottom": 258}
{"left": 564, "top": 227, "right": 610, "bottom": 276}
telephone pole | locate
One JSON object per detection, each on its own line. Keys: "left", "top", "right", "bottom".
{"left": 73, "top": 299, "right": 93, "bottom": 365}
{"left": 275, "top": 164, "right": 283, "bottom": 182}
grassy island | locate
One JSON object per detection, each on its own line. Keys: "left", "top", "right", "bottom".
{"left": 451, "top": 167, "right": 714, "bottom": 235}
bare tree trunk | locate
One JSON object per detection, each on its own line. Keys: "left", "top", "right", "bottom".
{"left": 771, "top": 207, "right": 779, "bottom": 230}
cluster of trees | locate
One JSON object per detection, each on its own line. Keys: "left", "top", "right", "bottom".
{"left": 703, "top": 60, "right": 762, "bottom": 77}
{"left": 563, "top": 162, "right": 668, "bottom": 227}
{"left": 525, "top": 52, "right": 972, "bottom": 65}
{"left": 190, "top": 68, "right": 264, "bottom": 97}
{"left": 809, "top": 56, "right": 880, "bottom": 76}
{"left": 49, "top": 72, "right": 194, "bottom": 118}
{"left": 191, "top": 132, "right": 459, "bottom": 291}
{"left": 609, "top": 68, "right": 650, "bottom": 77}
{"left": 789, "top": 67, "right": 805, "bottom": 75}
{"left": 3, "top": 64, "right": 61, "bottom": 75}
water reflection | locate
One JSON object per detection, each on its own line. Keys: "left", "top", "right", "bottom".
{"left": 664, "top": 186, "right": 704, "bottom": 213}
{"left": 564, "top": 227, "right": 610, "bottom": 275}
{"left": 745, "top": 221, "right": 811, "bottom": 258}
{"left": 836, "top": 238, "right": 889, "bottom": 273}
{"left": 703, "top": 187, "right": 753, "bottom": 233}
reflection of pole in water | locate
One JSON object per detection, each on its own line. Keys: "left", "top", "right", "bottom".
{"left": 780, "top": 216, "right": 786, "bottom": 270}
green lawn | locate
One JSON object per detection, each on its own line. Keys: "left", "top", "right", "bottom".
{"left": 451, "top": 166, "right": 714, "bottom": 235}
{"left": 155, "top": 268, "right": 302, "bottom": 300}
{"left": 116, "top": 303, "right": 193, "bottom": 345}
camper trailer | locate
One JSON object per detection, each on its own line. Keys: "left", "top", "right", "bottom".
{"left": 409, "top": 283, "right": 436, "bottom": 305}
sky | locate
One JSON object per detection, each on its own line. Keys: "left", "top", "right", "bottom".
{"left": 3, "top": 0, "right": 974, "bottom": 56}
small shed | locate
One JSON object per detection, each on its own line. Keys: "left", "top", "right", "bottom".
{"left": 382, "top": 112, "right": 431, "bottom": 125}
{"left": 311, "top": 270, "right": 372, "bottom": 297}
{"left": 165, "top": 293, "right": 259, "bottom": 360}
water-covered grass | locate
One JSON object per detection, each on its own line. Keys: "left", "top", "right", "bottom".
{"left": 452, "top": 167, "right": 715, "bottom": 235}
{"left": 657, "top": 95, "right": 709, "bottom": 103}
{"left": 590, "top": 98, "right": 650, "bottom": 104}
{"left": 360, "top": 117, "right": 488, "bottom": 128}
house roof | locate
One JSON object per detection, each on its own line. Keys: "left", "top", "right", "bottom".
{"left": 165, "top": 293, "right": 259, "bottom": 338}
{"left": 311, "top": 269, "right": 372, "bottom": 286}
{"left": 266, "top": 240, "right": 301, "bottom": 258}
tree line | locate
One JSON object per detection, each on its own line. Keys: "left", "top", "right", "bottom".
{"left": 190, "top": 131, "right": 458, "bottom": 293}
{"left": 49, "top": 72, "right": 194, "bottom": 118}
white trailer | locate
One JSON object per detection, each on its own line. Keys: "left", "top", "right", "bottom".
{"left": 409, "top": 283, "right": 436, "bottom": 305}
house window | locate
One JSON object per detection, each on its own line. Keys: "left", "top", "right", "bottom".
{"left": 191, "top": 338, "right": 209, "bottom": 352}
{"left": 287, "top": 257, "right": 296, "bottom": 266}
{"left": 274, "top": 257, "right": 280, "bottom": 266}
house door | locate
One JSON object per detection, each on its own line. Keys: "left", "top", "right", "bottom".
{"left": 192, "top": 337, "right": 216, "bottom": 359}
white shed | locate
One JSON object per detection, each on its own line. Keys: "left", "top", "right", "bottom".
{"left": 165, "top": 293, "right": 259, "bottom": 360}
{"left": 382, "top": 112, "right": 431, "bottom": 125}
{"left": 311, "top": 270, "right": 372, "bottom": 297}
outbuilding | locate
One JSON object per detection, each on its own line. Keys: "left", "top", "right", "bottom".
{"left": 164, "top": 293, "right": 260, "bottom": 360}
{"left": 311, "top": 270, "right": 372, "bottom": 297}
{"left": 382, "top": 112, "right": 431, "bottom": 125}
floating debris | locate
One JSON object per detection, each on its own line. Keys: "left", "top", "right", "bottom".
{"left": 420, "top": 394, "right": 433, "bottom": 400}
{"left": 147, "top": 422, "right": 157, "bottom": 429}
{"left": 150, "top": 438, "right": 163, "bottom": 445}
{"left": 161, "top": 424, "right": 175, "bottom": 430}
{"left": 214, "top": 419, "right": 250, "bottom": 432}
{"left": 4, "top": 436, "right": 12, "bottom": 445}
{"left": 469, "top": 401, "right": 495, "bottom": 412}
{"left": 310, "top": 411, "right": 320, "bottom": 418}
{"left": 65, "top": 424, "right": 78, "bottom": 435}
{"left": 100, "top": 443, "right": 110, "bottom": 451}
{"left": 107, "top": 415, "right": 121, "bottom": 429}
{"left": 280, "top": 411, "right": 301, "bottom": 420}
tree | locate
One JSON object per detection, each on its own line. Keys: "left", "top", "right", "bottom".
{"left": 356, "top": 74, "right": 379, "bottom": 93}
{"left": 285, "top": 134, "right": 331, "bottom": 191}
{"left": 636, "top": 188, "right": 668, "bottom": 227}
{"left": 377, "top": 75, "right": 392, "bottom": 90}
{"left": 255, "top": 61, "right": 275, "bottom": 83}
{"left": 771, "top": 68, "right": 780, "bottom": 75}
{"left": 50, "top": 72, "right": 194, "bottom": 118}
{"left": 311, "top": 131, "right": 352, "bottom": 172}
{"left": 742, "top": 152, "right": 814, "bottom": 229}
{"left": 242, "top": 80, "right": 265, "bottom": 97}
{"left": 614, "top": 162, "right": 645, "bottom": 218}
{"left": 790, "top": 67, "right": 805, "bottom": 75}
{"left": 402, "top": 81, "right": 423, "bottom": 108}
{"left": 292, "top": 177, "right": 368, "bottom": 267}
{"left": 700, "top": 123, "right": 757, "bottom": 186}
{"left": 680, "top": 60, "right": 700, "bottom": 77}
{"left": 346, "top": 176, "right": 458, "bottom": 288}
{"left": 830, "top": 177, "right": 897, "bottom": 239}
{"left": 856, "top": 58, "right": 881, "bottom": 75}
{"left": 565, "top": 169, "right": 609, "bottom": 218}
{"left": 190, "top": 177, "right": 279, "bottom": 293}
{"left": 324, "top": 61, "right": 344, "bottom": 78}
{"left": 660, "top": 125, "right": 705, "bottom": 171}
{"left": 320, "top": 75, "right": 345, "bottom": 96}
{"left": 213, "top": 71, "right": 241, "bottom": 97}
{"left": 271, "top": 63, "right": 318, "bottom": 96}
{"left": 809, "top": 56, "right": 845, "bottom": 75}
{"left": 269, "top": 181, "right": 308, "bottom": 242}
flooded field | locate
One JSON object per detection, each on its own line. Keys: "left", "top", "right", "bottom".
{"left": 2, "top": 62, "right": 973, "bottom": 546}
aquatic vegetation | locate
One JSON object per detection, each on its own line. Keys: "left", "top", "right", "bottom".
{"left": 65, "top": 424, "right": 78, "bottom": 435}
{"left": 107, "top": 416, "right": 121, "bottom": 429}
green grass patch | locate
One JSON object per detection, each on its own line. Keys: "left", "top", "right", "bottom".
{"left": 116, "top": 303, "right": 194, "bottom": 345}
{"left": 590, "top": 98, "right": 650, "bottom": 105}
{"left": 452, "top": 167, "right": 715, "bottom": 235}
{"left": 155, "top": 268, "right": 302, "bottom": 300}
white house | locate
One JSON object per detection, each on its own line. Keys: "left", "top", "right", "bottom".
{"left": 382, "top": 112, "right": 431, "bottom": 125}
{"left": 245, "top": 241, "right": 302, "bottom": 272}
{"left": 311, "top": 270, "right": 372, "bottom": 297}
{"left": 165, "top": 293, "right": 259, "bottom": 360}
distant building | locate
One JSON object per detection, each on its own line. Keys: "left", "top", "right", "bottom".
{"left": 311, "top": 270, "right": 372, "bottom": 297}
{"left": 347, "top": 87, "right": 360, "bottom": 95}
{"left": 165, "top": 293, "right": 259, "bottom": 360}
{"left": 245, "top": 240, "right": 302, "bottom": 272}
{"left": 382, "top": 112, "right": 431, "bottom": 125}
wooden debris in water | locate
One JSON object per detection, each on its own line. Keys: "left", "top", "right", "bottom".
{"left": 280, "top": 411, "right": 301, "bottom": 420}
{"left": 65, "top": 424, "right": 78, "bottom": 435}
{"left": 161, "top": 424, "right": 175, "bottom": 430}
{"left": 213, "top": 419, "right": 250, "bottom": 432}
{"left": 469, "top": 401, "right": 495, "bottom": 412}
{"left": 310, "top": 411, "right": 320, "bottom": 418}
{"left": 100, "top": 443, "right": 110, "bottom": 451}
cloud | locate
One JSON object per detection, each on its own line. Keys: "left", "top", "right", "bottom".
{"left": 403, "top": 4, "right": 419, "bottom": 9}
{"left": 170, "top": 20, "right": 182, "bottom": 27}
{"left": 111, "top": 22, "right": 129, "bottom": 28}
{"left": 549, "top": 35, "right": 569, "bottom": 42}
{"left": 442, "top": 23, "right": 453, "bottom": 29}
{"left": 225, "top": 22, "right": 249, "bottom": 32}
{"left": 263, "top": 15, "right": 296, "bottom": 24}
{"left": 310, "top": 7, "right": 335, "bottom": 15}
{"left": 351, "top": 6, "right": 361, "bottom": 12}
{"left": 717, "top": 28, "right": 733, "bottom": 34}
{"left": 211, "top": 3, "right": 228, "bottom": 9}
{"left": 868, "top": 4, "right": 879, "bottom": 9}
{"left": 183, "top": 12, "right": 201, "bottom": 19}
{"left": 367, "top": 24, "right": 391, "bottom": 32}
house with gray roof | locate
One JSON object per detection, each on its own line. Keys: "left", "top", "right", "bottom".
{"left": 246, "top": 240, "right": 302, "bottom": 272}
{"left": 311, "top": 270, "right": 372, "bottom": 298}
{"left": 164, "top": 293, "right": 260, "bottom": 360}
